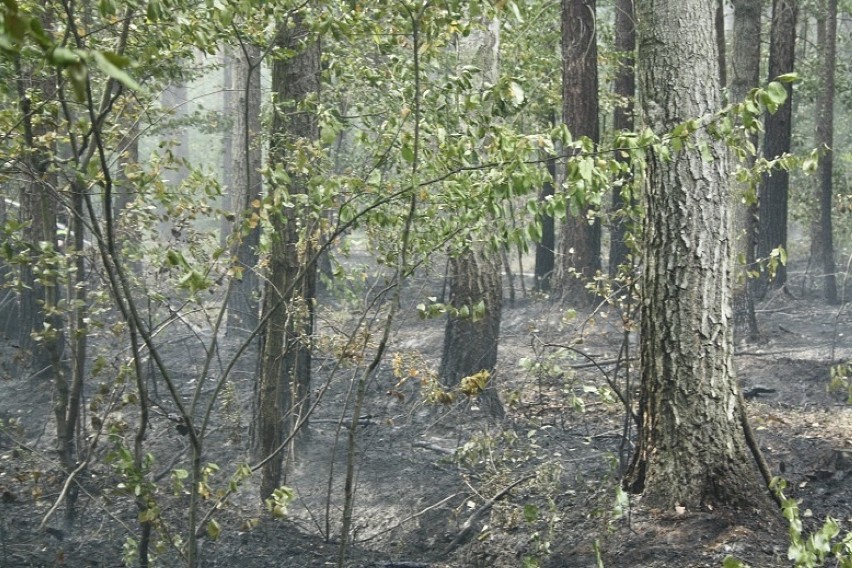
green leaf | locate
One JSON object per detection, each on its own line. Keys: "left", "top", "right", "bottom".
{"left": 93, "top": 50, "right": 142, "bottom": 91}
{"left": 523, "top": 504, "right": 538, "bottom": 522}
{"left": 49, "top": 47, "right": 81, "bottom": 66}
{"left": 207, "top": 519, "right": 221, "bottom": 540}
{"left": 400, "top": 142, "right": 414, "bottom": 163}
{"left": 722, "top": 556, "right": 749, "bottom": 568}
{"left": 774, "top": 72, "right": 799, "bottom": 83}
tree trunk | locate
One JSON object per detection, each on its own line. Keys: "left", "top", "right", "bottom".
{"left": 716, "top": 0, "right": 726, "bottom": 87}
{"left": 254, "top": 18, "right": 320, "bottom": 500}
{"left": 625, "top": 0, "right": 768, "bottom": 511}
{"left": 609, "top": 0, "right": 635, "bottom": 275}
{"left": 440, "top": 18, "right": 505, "bottom": 419}
{"left": 440, "top": 248, "right": 504, "bottom": 419}
{"left": 730, "top": 0, "right": 761, "bottom": 340}
{"left": 534, "top": 154, "right": 556, "bottom": 292}
{"left": 557, "top": 0, "right": 601, "bottom": 305}
{"left": 226, "top": 43, "right": 262, "bottom": 335}
{"left": 756, "top": 0, "right": 797, "bottom": 296}
{"left": 815, "top": 0, "right": 838, "bottom": 304}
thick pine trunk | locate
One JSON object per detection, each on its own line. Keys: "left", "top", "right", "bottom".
{"left": 440, "top": 249, "right": 504, "bottom": 419}
{"left": 440, "top": 19, "right": 504, "bottom": 419}
{"left": 255, "top": 19, "right": 320, "bottom": 500}
{"left": 608, "top": 0, "right": 635, "bottom": 275}
{"left": 756, "top": 0, "right": 797, "bottom": 295}
{"left": 626, "top": 0, "right": 767, "bottom": 510}
{"left": 557, "top": 0, "right": 601, "bottom": 304}
{"left": 730, "top": 0, "right": 761, "bottom": 340}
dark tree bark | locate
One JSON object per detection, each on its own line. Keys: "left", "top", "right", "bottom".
{"left": 609, "top": 0, "right": 635, "bottom": 275}
{"left": 254, "top": 18, "right": 320, "bottom": 500}
{"left": 625, "top": 0, "right": 769, "bottom": 510}
{"left": 440, "top": 248, "right": 504, "bottom": 419}
{"left": 756, "top": 0, "right": 797, "bottom": 295}
{"left": 226, "top": 43, "right": 262, "bottom": 335}
{"left": 534, "top": 154, "right": 557, "bottom": 292}
{"left": 813, "top": 0, "right": 838, "bottom": 304}
{"left": 557, "top": 0, "right": 601, "bottom": 304}
{"left": 730, "top": 0, "right": 761, "bottom": 340}
{"left": 716, "top": 0, "right": 727, "bottom": 87}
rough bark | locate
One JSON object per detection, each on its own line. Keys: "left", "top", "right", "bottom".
{"left": 255, "top": 18, "right": 320, "bottom": 500}
{"left": 440, "top": 248, "right": 504, "bottom": 419}
{"left": 814, "top": 0, "right": 838, "bottom": 304}
{"left": 625, "top": 0, "right": 769, "bottom": 511}
{"left": 756, "top": 0, "right": 797, "bottom": 295}
{"left": 440, "top": 18, "right": 504, "bottom": 419}
{"left": 557, "top": 0, "right": 601, "bottom": 305}
{"left": 609, "top": 0, "right": 635, "bottom": 275}
{"left": 730, "top": 0, "right": 761, "bottom": 340}
{"left": 226, "top": 43, "right": 262, "bottom": 335}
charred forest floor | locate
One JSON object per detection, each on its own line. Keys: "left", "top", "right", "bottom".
{"left": 1, "top": 263, "right": 851, "bottom": 568}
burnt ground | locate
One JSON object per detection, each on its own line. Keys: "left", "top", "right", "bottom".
{"left": 1, "top": 263, "right": 851, "bottom": 568}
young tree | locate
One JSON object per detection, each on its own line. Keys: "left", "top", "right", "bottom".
{"left": 625, "top": 0, "right": 770, "bottom": 510}
{"left": 812, "top": 0, "right": 839, "bottom": 304}
{"left": 730, "top": 0, "right": 762, "bottom": 340}
{"left": 254, "top": 14, "right": 320, "bottom": 500}
{"left": 556, "top": 0, "right": 601, "bottom": 304}
{"left": 608, "top": 0, "right": 635, "bottom": 275}
{"left": 757, "top": 0, "right": 797, "bottom": 295}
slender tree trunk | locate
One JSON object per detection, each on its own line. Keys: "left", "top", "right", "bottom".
{"left": 716, "top": 0, "right": 727, "bottom": 88}
{"left": 609, "top": 0, "right": 635, "bottom": 275}
{"left": 756, "top": 0, "right": 797, "bottom": 296}
{"left": 255, "top": 17, "right": 320, "bottom": 500}
{"left": 226, "top": 43, "right": 262, "bottom": 335}
{"left": 815, "top": 0, "right": 838, "bottom": 304}
{"left": 730, "top": 0, "right": 761, "bottom": 340}
{"left": 534, "top": 153, "right": 556, "bottom": 292}
{"left": 557, "top": 0, "right": 601, "bottom": 305}
{"left": 625, "top": 0, "right": 769, "bottom": 510}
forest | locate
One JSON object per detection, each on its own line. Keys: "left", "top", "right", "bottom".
{"left": 0, "top": 0, "right": 851, "bottom": 567}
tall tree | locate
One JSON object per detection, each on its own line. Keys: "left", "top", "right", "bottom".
{"left": 440, "top": 18, "right": 504, "bottom": 419}
{"left": 226, "top": 43, "right": 262, "bottom": 334}
{"left": 756, "top": 0, "right": 797, "bottom": 295}
{"left": 556, "top": 0, "right": 600, "bottom": 304}
{"left": 625, "top": 0, "right": 769, "bottom": 509}
{"left": 813, "top": 0, "right": 838, "bottom": 304}
{"left": 534, "top": 151, "right": 557, "bottom": 292}
{"left": 608, "top": 0, "right": 635, "bottom": 275}
{"left": 730, "top": 0, "right": 762, "bottom": 340}
{"left": 254, "top": 15, "right": 320, "bottom": 500}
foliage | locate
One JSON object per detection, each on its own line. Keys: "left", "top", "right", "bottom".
{"left": 724, "top": 478, "right": 852, "bottom": 568}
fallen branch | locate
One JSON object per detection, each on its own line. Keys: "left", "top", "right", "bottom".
{"left": 444, "top": 473, "right": 535, "bottom": 554}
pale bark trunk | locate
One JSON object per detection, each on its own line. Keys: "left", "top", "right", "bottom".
{"left": 730, "top": 0, "right": 761, "bottom": 340}
{"left": 626, "top": 0, "right": 767, "bottom": 510}
{"left": 226, "top": 43, "right": 262, "bottom": 335}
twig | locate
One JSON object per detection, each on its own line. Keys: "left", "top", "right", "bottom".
{"left": 357, "top": 492, "right": 461, "bottom": 543}
{"left": 444, "top": 473, "right": 535, "bottom": 554}
{"left": 38, "top": 460, "right": 88, "bottom": 531}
